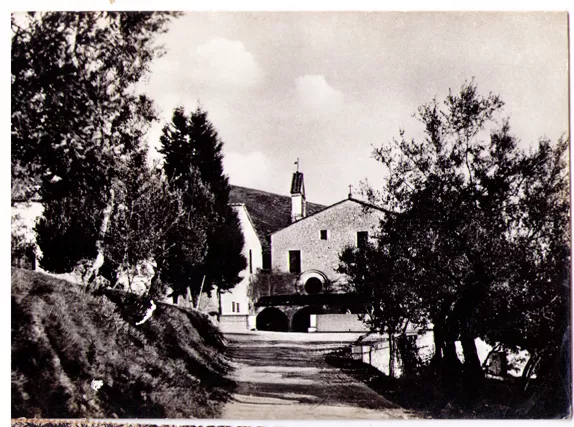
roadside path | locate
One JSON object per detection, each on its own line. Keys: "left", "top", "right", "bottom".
{"left": 221, "top": 332, "right": 418, "bottom": 420}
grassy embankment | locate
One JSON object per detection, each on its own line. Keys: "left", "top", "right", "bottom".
{"left": 12, "top": 268, "right": 235, "bottom": 419}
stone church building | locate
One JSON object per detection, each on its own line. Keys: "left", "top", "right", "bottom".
{"left": 12, "top": 167, "right": 384, "bottom": 334}
{"left": 219, "top": 169, "right": 386, "bottom": 333}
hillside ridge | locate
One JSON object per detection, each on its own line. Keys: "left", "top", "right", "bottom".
{"left": 230, "top": 185, "right": 326, "bottom": 248}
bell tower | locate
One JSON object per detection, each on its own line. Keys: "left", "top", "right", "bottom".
{"left": 291, "top": 158, "right": 306, "bottom": 222}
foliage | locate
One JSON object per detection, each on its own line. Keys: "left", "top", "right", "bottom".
{"left": 12, "top": 12, "right": 174, "bottom": 274}
{"left": 12, "top": 12, "right": 173, "bottom": 195}
{"left": 338, "top": 241, "right": 427, "bottom": 377}
{"left": 159, "top": 106, "right": 246, "bottom": 300}
{"left": 339, "top": 242, "right": 427, "bottom": 334}
{"left": 100, "top": 147, "right": 209, "bottom": 298}
{"left": 248, "top": 269, "right": 299, "bottom": 310}
{"left": 476, "top": 136, "right": 570, "bottom": 350}
{"left": 342, "top": 80, "right": 569, "bottom": 391}
{"left": 35, "top": 187, "right": 103, "bottom": 273}
{"left": 101, "top": 148, "right": 156, "bottom": 289}
{"left": 12, "top": 13, "right": 243, "bottom": 303}
{"left": 11, "top": 213, "right": 37, "bottom": 268}
{"left": 152, "top": 169, "right": 213, "bottom": 300}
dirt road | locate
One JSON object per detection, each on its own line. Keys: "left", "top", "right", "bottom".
{"left": 221, "top": 331, "right": 418, "bottom": 420}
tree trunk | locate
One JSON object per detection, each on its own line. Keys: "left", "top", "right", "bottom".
{"left": 460, "top": 329, "right": 483, "bottom": 378}
{"left": 388, "top": 331, "right": 395, "bottom": 378}
{"left": 397, "top": 332, "right": 418, "bottom": 376}
{"left": 185, "top": 285, "right": 192, "bottom": 308}
{"left": 458, "top": 321, "right": 484, "bottom": 407}
{"left": 457, "top": 283, "right": 484, "bottom": 381}
{"left": 195, "top": 275, "right": 207, "bottom": 310}
{"left": 84, "top": 187, "right": 115, "bottom": 286}
{"left": 432, "top": 322, "right": 444, "bottom": 367}
{"left": 217, "top": 286, "right": 222, "bottom": 321}
{"left": 443, "top": 339, "right": 462, "bottom": 367}
{"left": 481, "top": 343, "right": 502, "bottom": 369}
{"left": 433, "top": 317, "right": 464, "bottom": 387}
{"left": 522, "top": 351, "right": 543, "bottom": 385}
{"left": 519, "top": 333, "right": 571, "bottom": 418}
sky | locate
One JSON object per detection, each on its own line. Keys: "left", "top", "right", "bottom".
{"left": 138, "top": 12, "right": 569, "bottom": 206}
{"left": 2, "top": 4, "right": 572, "bottom": 425}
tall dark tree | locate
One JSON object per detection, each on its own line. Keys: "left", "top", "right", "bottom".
{"left": 35, "top": 182, "right": 103, "bottom": 273}
{"left": 12, "top": 12, "right": 174, "bottom": 275}
{"left": 159, "top": 106, "right": 246, "bottom": 303}
{"left": 341, "top": 81, "right": 569, "bottom": 403}
{"left": 144, "top": 167, "right": 213, "bottom": 302}
{"left": 186, "top": 109, "right": 246, "bottom": 300}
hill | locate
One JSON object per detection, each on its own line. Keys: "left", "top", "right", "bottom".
{"left": 229, "top": 185, "right": 326, "bottom": 245}
{"left": 11, "top": 268, "right": 235, "bottom": 418}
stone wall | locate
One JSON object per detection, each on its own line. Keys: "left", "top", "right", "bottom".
{"left": 316, "top": 313, "right": 367, "bottom": 332}
{"left": 352, "top": 334, "right": 529, "bottom": 378}
{"left": 351, "top": 332, "right": 434, "bottom": 377}
{"left": 218, "top": 314, "right": 250, "bottom": 333}
{"left": 271, "top": 199, "right": 384, "bottom": 289}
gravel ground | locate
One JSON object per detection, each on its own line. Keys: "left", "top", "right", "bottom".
{"left": 221, "top": 332, "right": 419, "bottom": 420}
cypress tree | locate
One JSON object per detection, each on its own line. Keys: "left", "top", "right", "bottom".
{"left": 160, "top": 106, "right": 246, "bottom": 303}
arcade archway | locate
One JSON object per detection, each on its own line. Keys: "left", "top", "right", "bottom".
{"left": 291, "top": 306, "right": 324, "bottom": 332}
{"left": 256, "top": 307, "right": 289, "bottom": 332}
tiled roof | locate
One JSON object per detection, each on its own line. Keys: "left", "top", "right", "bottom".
{"left": 229, "top": 185, "right": 325, "bottom": 251}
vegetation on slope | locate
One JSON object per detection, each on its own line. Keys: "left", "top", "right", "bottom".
{"left": 11, "top": 268, "right": 235, "bottom": 419}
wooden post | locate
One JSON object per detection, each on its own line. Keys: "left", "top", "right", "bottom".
{"left": 195, "top": 275, "right": 206, "bottom": 310}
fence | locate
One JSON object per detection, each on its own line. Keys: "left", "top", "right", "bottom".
{"left": 351, "top": 332, "right": 435, "bottom": 377}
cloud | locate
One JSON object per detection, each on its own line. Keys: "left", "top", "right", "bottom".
{"left": 190, "top": 38, "right": 262, "bottom": 89}
{"left": 139, "top": 37, "right": 262, "bottom": 118}
{"left": 223, "top": 151, "right": 273, "bottom": 191}
{"left": 294, "top": 75, "right": 344, "bottom": 119}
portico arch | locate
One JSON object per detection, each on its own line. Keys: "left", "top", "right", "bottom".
{"left": 256, "top": 307, "right": 289, "bottom": 332}
{"left": 291, "top": 306, "right": 325, "bottom": 332}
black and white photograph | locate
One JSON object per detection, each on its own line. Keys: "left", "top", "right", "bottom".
{"left": 10, "top": 7, "right": 571, "bottom": 424}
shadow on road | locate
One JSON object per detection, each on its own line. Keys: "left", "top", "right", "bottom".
{"left": 222, "top": 332, "right": 418, "bottom": 420}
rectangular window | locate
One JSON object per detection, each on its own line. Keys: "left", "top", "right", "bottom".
{"left": 249, "top": 249, "right": 253, "bottom": 274}
{"left": 289, "top": 250, "right": 301, "bottom": 274}
{"left": 236, "top": 302, "right": 240, "bottom": 313}
{"left": 320, "top": 230, "right": 328, "bottom": 240}
{"left": 232, "top": 302, "right": 236, "bottom": 312}
{"left": 262, "top": 251, "right": 271, "bottom": 270}
{"left": 357, "top": 231, "right": 369, "bottom": 248}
